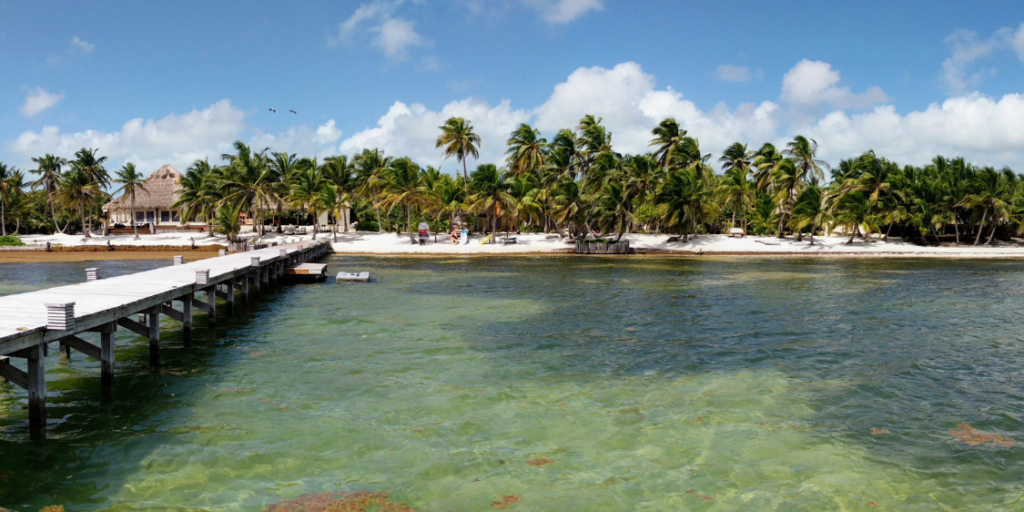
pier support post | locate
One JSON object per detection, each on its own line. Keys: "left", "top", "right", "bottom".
{"left": 240, "top": 276, "right": 249, "bottom": 304}
{"left": 148, "top": 309, "right": 160, "bottom": 367}
{"left": 206, "top": 287, "right": 217, "bottom": 328}
{"left": 59, "top": 341, "right": 71, "bottom": 360}
{"left": 100, "top": 323, "right": 115, "bottom": 387}
{"left": 27, "top": 343, "right": 45, "bottom": 430}
{"left": 262, "top": 266, "right": 270, "bottom": 287}
{"left": 226, "top": 281, "right": 235, "bottom": 314}
{"left": 183, "top": 293, "right": 193, "bottom": 343}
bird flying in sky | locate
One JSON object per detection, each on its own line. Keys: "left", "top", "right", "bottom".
{"left": 289, "top": 110, "right": 297, "bottom": 114}
{"left": 269, "top": 108, "right": 276, "bottom": 113}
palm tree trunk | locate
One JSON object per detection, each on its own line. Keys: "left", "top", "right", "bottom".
{"left": 80, "top": 204, "right": 89, "bottom": 238}
{"left": 131, "top": 197, "right": 139, "bottom": 240}
{"left": 375, "top": 206, "right": 383, "bottom": 233}
{"left": 974, "top": 207, "right": 988, "bottom": 246}
{"left": 954, "top": 221, "right": 960, "bottom": 244}
{"left": 312, "top": 210, "right": 319, "bottom": 240}
{"left": 50, "top": 195, "right": 63, "bottom": 234}
{"left": 1, "top": 199, "right": 6, "bottom": 236}
{"left": 462, "top": 159, "right": 469, "bottom": 193}
{"left": 809, "top": 220, "right": 816, "bottom": 245}
{"left": 986, "top": 221, "right": 999, "bottom": 245}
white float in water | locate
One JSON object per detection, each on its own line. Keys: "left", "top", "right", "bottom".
{"left": 336, "top": 272, "right": 370, "bottom": 282}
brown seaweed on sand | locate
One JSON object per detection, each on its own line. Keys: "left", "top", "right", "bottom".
{"left": 949, "top": 424, "right": 1015, "bottom": 447}
{"left": 525, "top": 458, "right": 555, "bottom": 467}
{"left": 491, "top": 495, "right": 520, "bottom": 509}
{"left": 265, "top": 491, "right": 417, "bottom": 512}
{"left": 870, "top": 428, "right": 891, "bottom": 436}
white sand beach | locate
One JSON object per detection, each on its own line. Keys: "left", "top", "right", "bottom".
{"left": 15, "top": 230, "right": 1024, "bottom": 258}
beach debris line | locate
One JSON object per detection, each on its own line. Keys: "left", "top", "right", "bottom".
{"left": 949, "top": 423, "right": 1015, "bottom": 447}
{"left": 264, "top": 491, "right": 417, "bottom": 512}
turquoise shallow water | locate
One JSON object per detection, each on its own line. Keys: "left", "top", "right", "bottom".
{"left": 1, "top": 256, "right": 1024, "bottom": 510}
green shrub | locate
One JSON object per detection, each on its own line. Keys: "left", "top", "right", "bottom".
{"left": 0, "top": 236, "right": 25, "bottom": 247}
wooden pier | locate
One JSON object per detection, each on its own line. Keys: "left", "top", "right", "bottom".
{"left": 0, "top": 241, "right": 332, "bottom": 431}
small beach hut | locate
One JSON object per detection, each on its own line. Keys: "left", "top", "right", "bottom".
{"left": 102, "top": 164, "right": 206, "bottom": 233}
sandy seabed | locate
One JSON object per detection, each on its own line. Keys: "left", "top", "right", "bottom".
{"left": 7, "top": 230, "right": 1024, "bottom": 261}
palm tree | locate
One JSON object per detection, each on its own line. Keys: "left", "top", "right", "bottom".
{"left": 323, "top": 155, "right": 355, "bottom": 232}
{"left": 3, "top": 170, "right": 27, "bottom": 234}
{"left": 718, "top": 167, "right": 755, "bottom": 230}
{"left": 751, "top": 143, "right": 783, "bottom": 191}
{"left": 221, "top": 141, "right": 277, "bottom": 236}
{"left": 354, "top": 148, "right": 392, "bottom": 232}
{"left": 174, "top": 159, "right": 220, "bottom": 237}
{"left": 290, "top": 157, "right": 328, "bottom": 239}
{"left": 467, "top": 164, "right": 513, "bottom": 235}
{"left": 29, "top": 153, "right": 67, "bottom": 233}
{"left": 655, "top": 167, "right": 712, "bottom": 242}
{"left": 71, "top": 147, "right": 109, "bottom": 236}
{"left": 769, "top": 159, "right": 800, "bottom": 237}
{"left": 55, "top": 167, "right": 101, "bottom": 238}
{"left": 112, "top": 163, "right": 148, "bottom": 240}
{"left": 719, "top": 142, "right": 753, "bottom": 174}
{"left": 0, "top": 162, "right": 16, "bottom": 236}
{"left": 961, "top": 167, "right": 1010, "bottom": 245}
{"left": 433, "top": 174, "right": 467, "bottom": 229}
{"left": 436, "top": 117, "right": 481, "bottom": 190}
{"left": 213, "top": 202, "right": 244, "bottom": 242}
{"left": 790, "top": 184, "right": 831, "bottom": 244}
{"left": 649, "top": 118, "right": 687, "bottom": 170}
{"left": 783, "top": 136, "right": 828, "bottom": 182}
{"left": 832, "top": 190, "right": 876, "bottom": 244}
{"left": 594, "top": 181, "right": 631, "bottom": 242}
{"left": 506, "top": 123, "right": 548, "bottom": 179}
{"left": 504, "top": 175, "right": 542, "bottom": 233}
{"left": 379, "top": 157, "right": 433, "bottom": 236}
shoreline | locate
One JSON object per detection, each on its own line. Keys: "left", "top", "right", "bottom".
{"left": 4, "top": 231, "right": 1024, "bottom": 261}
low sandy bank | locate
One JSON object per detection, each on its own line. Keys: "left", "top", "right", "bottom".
{"left": 10, "top": 230, "right": 1024, "bottom": 259}
{"left": 0, "top": 251, "right": 218, "bottom": 264}
{"left": 325, "top": 232, "right": 1024, "bottom": 258}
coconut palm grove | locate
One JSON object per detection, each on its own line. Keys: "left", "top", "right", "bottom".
{"left": 4, "top": 2, "right": 1024, "bottom": 511}
{"left": 0, "top": 116, "right": 1017, "bottom": 246}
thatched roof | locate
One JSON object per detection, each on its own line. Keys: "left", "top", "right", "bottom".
{"left": 103, "top": 164, "right": 184, "bottom": 211}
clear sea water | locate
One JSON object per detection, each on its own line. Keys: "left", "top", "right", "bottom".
{"left": 1, "top": 256, "right": 1023, "bottom": 510}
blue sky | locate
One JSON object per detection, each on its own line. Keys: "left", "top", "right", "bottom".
{"left": 2, "top": 0, "right": 1023, "bottom": 175}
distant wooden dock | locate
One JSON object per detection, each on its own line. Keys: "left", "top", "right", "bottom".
{"left": 0, "top": 241, "right": 332, "bottom": 431}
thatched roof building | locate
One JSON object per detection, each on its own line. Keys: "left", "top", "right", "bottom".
{"left": 103, "top": 164, "right": 188, "bottom": 226}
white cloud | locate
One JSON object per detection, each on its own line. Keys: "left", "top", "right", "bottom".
{"left": 1013, "top": 23, "right": 1024, "bottom": 62}
{"left": 372, "top": 17, "right": 422, "bottom": 57}
{"left": 70, "top": 36, "right": 94, "bottom": 53}
{"left": 339, "top": 61, "right": 1024, "bottom": 172}
{"left": 521, "top": 0, "right": 603, "bottom": 23}
{"left": 781, "top": 59, "right": 887, "bottom": 110}
{"left": 250, "top": 120, "right": 344, "bottom": 160}
{"left": 941, "top": 27, "right": 1014, "bottom": 93}
{"left": 7, "top": 100, "right": 246, "bottom": 174}
{"left": 534, "top": 62, "right": 781, "bottom": 158}
{"left": 340, "top": 98, "right": 531, "bottom": 168}
{"left": 805, "top": 93, "right": 1024, "bottom": 167}
{"left": 19, "top": 87, "right": 64, "bottom": 118}
{"left": 715, "top": 65, "right": 751, "bottom": 82}
{"left": 332, "top": 0, "right": 423, "bottom": 59}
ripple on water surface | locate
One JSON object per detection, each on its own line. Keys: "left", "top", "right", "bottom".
{"left": 1, "top": 256, "right": 1023, "bottom": 511}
